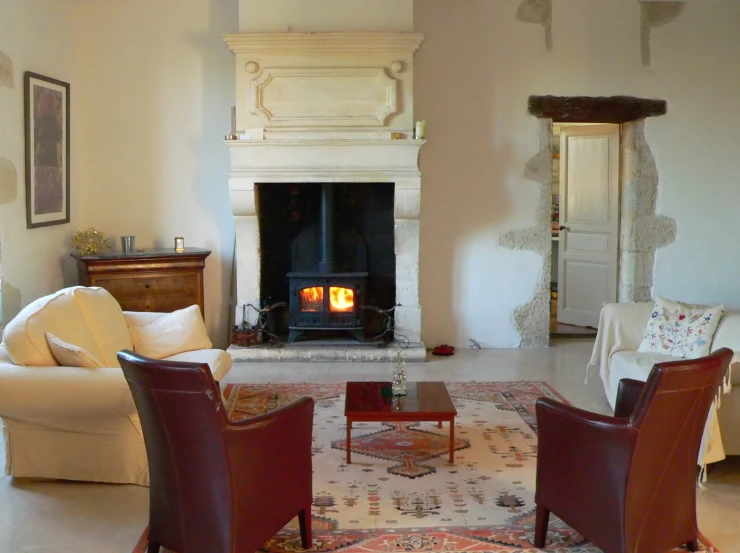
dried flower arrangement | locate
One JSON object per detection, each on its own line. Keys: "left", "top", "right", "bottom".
{"left": 72, "top": 227, "right": 112, "bottom": 256}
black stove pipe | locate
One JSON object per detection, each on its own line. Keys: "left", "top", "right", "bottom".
{"left": 318, "top": 183, "right": 334, "bottom": 274}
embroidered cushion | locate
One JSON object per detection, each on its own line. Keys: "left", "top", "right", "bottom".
{"left": 637, "top": 296, "right": 724, "bottom": 359}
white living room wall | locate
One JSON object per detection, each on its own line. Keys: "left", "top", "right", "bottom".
{"left": 239, "top": 0, "right": 413, "bottom": 32}
{"left": 75, "top": 0, "right": 238, "bottom": 346}
{"left": 0, "top": 0, "right": 79, "bottom": 323}
{"left": 415, "top": 0, "right": 740, "bottom": 347}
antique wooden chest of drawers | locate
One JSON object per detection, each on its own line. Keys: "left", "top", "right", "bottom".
{"left": 72, "top": 248, "right": 211, "bottom": 315}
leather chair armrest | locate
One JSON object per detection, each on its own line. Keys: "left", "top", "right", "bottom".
{"left": 223, "top": 397, "right": 315, "bottom": 541}
{"left": 535, "top": 397, "right": 638, "bottom": 529}
{"left": 614, "top": 378, "right": 645, "bottom": 418}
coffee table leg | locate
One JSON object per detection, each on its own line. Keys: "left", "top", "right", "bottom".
{"left": 438, "top": 421, "right": 442, "bottom": 428}
{"left": 347, "top": 419, "right": 352, "bottom": 464}
{"left": 449, "top": 418, "right": 455, "bottom": 464}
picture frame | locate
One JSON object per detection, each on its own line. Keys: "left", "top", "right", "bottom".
{"left": 24, "top": 72, "right": 70, "bottom": 228}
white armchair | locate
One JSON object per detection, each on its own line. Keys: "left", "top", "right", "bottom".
{"left": 588, "top": 302, "right": 740, "bottom": 465}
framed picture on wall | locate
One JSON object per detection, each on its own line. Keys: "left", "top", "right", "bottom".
{"left": 24, "top": 72, "right": 70, "bottom": 228}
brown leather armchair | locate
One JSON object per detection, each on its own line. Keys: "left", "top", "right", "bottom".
{"left": 118, "top": 350, "right": 314, "bottom": 553}
{"left": 534, "top": 347, "right": 733, "bottom": 553}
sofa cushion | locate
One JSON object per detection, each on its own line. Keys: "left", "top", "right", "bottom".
{"left": 164, "top": 349, "right": 232, "bottom": 383}
{"left": 71, "top": 287, "right": 133, "bottom": 368}
{"left": 129, "top": 305, "right": 212, "bottom": 360}
{"left": 46, "top": 332, "right": 104, "bottom": 368}
{"left": 637, "top": 296, "right": 724, "bottom": 359}
{"left": 2, "top": 289, "right": 104, "bottom": 367}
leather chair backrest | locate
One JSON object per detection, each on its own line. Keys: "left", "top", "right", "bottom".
{"left": 625, "top": 348, "right": 732, "bottom": 553}
{"left": 118, "top": 350, "right": 233, "bottom": 553}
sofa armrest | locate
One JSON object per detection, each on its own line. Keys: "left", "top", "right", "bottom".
{"left": 0, "top": 362, "right": 136, "bottom": 421}
{"left": 599, "top": 302, "right": 654, "bottom": 351}
{"left": 588, "top": 302, "right": 654, "bottom": 391}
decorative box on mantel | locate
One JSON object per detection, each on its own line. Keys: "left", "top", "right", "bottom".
{"left": 223, "top": 32, "right": 427, "bottom": 360}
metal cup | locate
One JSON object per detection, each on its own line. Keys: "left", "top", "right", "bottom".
{"left": 121, "top": 236, "right": 135, "bottom": 253}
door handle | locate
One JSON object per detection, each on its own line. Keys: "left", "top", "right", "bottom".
{"left": 558, "top": 225, "right": 568, "bottom": 231}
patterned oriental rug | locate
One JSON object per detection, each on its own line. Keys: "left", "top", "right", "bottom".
{"left": 133, "top": 381, "right": 707, "bottom": 553}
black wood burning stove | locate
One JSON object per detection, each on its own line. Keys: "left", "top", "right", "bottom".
{"left": 287, "top": 184, "right": 368, "bottom": 342}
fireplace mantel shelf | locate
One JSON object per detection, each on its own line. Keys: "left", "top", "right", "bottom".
{"left": 223, "top": 32, "right": 425, "bottom": 54}
{"left": 224, "top": 139, "right": 426, "bottom": 147}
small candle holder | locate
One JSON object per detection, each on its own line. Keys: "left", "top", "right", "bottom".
{"left": 174, "top": 237, "right": 185, "bottom": 252}
{"left": 225, "top": 106, "right": 238, "bottom": 140}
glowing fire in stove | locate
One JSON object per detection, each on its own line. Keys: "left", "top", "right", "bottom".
{"left": 299, "top": 286, "right": 354, "bottom": 312}
{"left": 329, "top": 287, "right": 354, "bottom": 312}
{"left": 299, "top": 286, "right": 323, "bottom": 312}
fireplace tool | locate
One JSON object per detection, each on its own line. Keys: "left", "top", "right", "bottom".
{"left": 232, "top": 302, "right": 286, "bottom": 347}
{"left": 361, "top": 304, "right": 409, "bottom": 348}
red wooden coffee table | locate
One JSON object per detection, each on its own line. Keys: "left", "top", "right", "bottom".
{"left": 344, "top": 381, "right": 457, "bottom": 464}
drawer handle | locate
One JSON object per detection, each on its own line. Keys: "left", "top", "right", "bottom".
{"left": 145, "top": 284, "right": 150, "bottom": 289}
{"left": 146, "top": 306, "right": 151, "bottom": 310}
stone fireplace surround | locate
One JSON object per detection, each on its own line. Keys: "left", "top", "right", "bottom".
{"left": 223, "top": 32, "right": 426, "bottom": 361}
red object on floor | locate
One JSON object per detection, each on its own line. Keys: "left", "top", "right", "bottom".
{"left": 432, "top": 344, "right": 455, "bottom": 356}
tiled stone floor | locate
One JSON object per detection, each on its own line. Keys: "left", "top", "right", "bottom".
{"left": 1, "top": 340, "right": 738, "bottom": 552}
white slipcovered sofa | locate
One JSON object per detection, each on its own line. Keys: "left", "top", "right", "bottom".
{"left": 0, "top": 286, "right": 231, "bottom": 486}
{"left": 588, "top": 302, "right": 740, "bottom": 465}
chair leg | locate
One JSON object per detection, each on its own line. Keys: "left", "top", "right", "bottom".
{"left": 146, "top": 543, "right": 161, "bottom": 553}
{"left": 299, "top": 507, "right": 312, "bottom": 549}
{"left": 686, "top": 539, "right": 700, "bottom": 552}
{"left": 534, "top": 504, "right": 550, "bottom": 548}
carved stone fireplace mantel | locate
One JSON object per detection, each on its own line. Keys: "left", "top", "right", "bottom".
{"left": 224, "top": 32, "right": 426, "bottom": 360}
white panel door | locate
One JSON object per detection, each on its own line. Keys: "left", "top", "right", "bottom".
{"left": 557, "top": 124, "right": 620, "bottom": 327}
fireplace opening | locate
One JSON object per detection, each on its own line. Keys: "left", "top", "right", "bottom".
{"left": 257, "top": 182, "right": 395, "bottom": 342}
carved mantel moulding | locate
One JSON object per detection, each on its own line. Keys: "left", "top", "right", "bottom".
{"left": 223, "top": 32, "right": 426, "bottom": 54}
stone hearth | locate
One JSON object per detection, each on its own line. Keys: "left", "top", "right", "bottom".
{"left": 223, "top": 32, "right": 426, "bottom": 361}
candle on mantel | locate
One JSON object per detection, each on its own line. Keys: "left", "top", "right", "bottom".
{"left": 226, "top": 107, "right": 238, "bottom": 140}
{"left": 415, "top": 120, "right": 426, "bottom": 140}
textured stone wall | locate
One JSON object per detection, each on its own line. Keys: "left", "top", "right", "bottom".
{"left": 501, "top": 117, "right": 676, "bottom": 346}
{"left": 516, "top": 0, "right": 552, "bottom": 51}
{"left": 528, "top": 95, "right": 667, "bottom": 123}
{"left": 499, "top": 118, "right": 552, "bottom": 347}
{"left": 641, "top": 2, "right": 686, "bottom": 67}
{"left": 619, "top": 120, "right": 677, "bottom": 301}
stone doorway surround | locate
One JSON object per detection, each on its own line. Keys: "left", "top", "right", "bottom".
{"left": 501, "top": 96, "right": 677, "bottom": 347}
{"left": 223, "top": 32, "right": 427, "bottom": 361}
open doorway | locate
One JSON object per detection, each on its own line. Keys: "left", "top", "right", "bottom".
{"left": 549, "top": 123, "right": 620, "bottom": 338}
{"left": 501, "top": 96, "right": 675, "bottom": 347}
